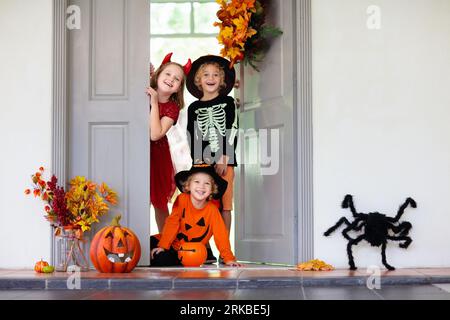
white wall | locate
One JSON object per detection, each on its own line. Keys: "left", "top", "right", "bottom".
{"left": 0, "top": 0, "right": 53, "bottom": 268}
{"left": 313, "top": 0, "right": 450, "bottom": 268}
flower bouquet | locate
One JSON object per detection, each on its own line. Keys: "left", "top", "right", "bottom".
{"left": 25, "top": 167, "right": 118, "bottom": 271}
{"left": 215, "top": 0, "right": 283, "bottom": 71}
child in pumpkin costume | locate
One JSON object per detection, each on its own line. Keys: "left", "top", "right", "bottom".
{"left": 150, "top": 164, "right": 242, "bottom": 267}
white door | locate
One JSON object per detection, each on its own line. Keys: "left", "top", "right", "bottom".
{"left": 68, "top": 0, "right": 150, "bottom": 265}
{"left": 235, "top": 0, "right": 297, "bottom": 264}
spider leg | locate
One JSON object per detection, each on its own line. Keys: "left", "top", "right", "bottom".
{"left": 324, "top": 217, "right": 352, "bottom": 236}
{"left": 387, "top": 235, "right": 413, "bottom": 249}
{"left": 347, "top": 235, "right": 365, "bottom": 270}
{"left": 354, "top": 219, "right": 366, "bottom": 231}
{"left": 381, "top": 242, "right": 395, "bottom": 270}
{"left": 342, "top": 218, "right": 365, "bottom": 241}
{"left": 389, "top": 221, "right": 412, "bottom": 236}
{"left": 391, "top": 197, "right": 417, "bottom": 223}
{"left": 342, "top": 194, "right": 362, "bottom": 218}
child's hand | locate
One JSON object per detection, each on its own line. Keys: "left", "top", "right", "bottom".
{"left": 225, "top": 261, "right": 244, "bottom": 267}
{"left": 146, "top": 86, "right": 157, "bottom": 98}
{"left": 214, "top": 163, "right": 227, "bottom": 176}
{"left": 151, "top": 247, "right": 165, "bottom": 259}
{"left": 215, "top": 155, "right": 229, "bottom": 176}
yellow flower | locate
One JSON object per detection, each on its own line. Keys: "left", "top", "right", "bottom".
{"left": 215, "top": 0, "right": 282, "bottom": 71}
{"left": 223, "top": 47, "right": 242, "bottom": 60}
{"left": 215, "top": 0, "right": 259, "bottom": 67}
{"left": 220, "top": 26, "right": 234, "bottom": 41}
{"left": 65, "top": 176, "right": 118, "bottom": 232}
{"left": 232, "top": 15, "right": 247, "bottom": 32}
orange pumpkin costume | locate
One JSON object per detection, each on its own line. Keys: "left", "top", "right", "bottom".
{"left": 154, "top": 193, "right": 236, "bottom": 264}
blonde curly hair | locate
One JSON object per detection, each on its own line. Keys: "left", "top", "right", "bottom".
{"left": 182, "top": 173, "right": 219, "bottom": 200}
{"left": 193, "top": 62, "right": 226, "bottom": 93}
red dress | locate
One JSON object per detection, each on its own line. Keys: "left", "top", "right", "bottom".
{"left": 150, "top": 101, "right": 180, "bottom": 212}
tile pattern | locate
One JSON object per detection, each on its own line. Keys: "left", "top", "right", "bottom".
{"left": 1, "top": 267, "right": 450, "bottom": 291}
{"left": 1, "top": 285, "right": 450, "bottom": 300}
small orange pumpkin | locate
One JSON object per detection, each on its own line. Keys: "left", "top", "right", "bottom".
{"left": 34, "top": 259, "right": 49, "bottom": 273}
{"left": 90, "top": 215, "right": 141, "bottom": 273}
{"left": 178, "top": 242, "right": 207, "bottom": 267}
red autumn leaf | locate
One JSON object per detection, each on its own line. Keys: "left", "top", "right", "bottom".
{"left": 24, "top": 189, "right": 31, "bottom": 195}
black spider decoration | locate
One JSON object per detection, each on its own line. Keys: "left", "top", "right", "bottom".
{"left": 324, "top": 194, "right": 416, "bottom": 270}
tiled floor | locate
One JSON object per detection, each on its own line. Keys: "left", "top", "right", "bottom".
{"left": 1, "top": 266, "right": 450, "bottom": 300}
{"left": 1, "top": 285, "right": 450, "bottom": 300}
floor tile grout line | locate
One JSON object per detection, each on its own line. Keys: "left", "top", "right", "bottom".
{"left": 302, "top": 271, "right": 309, "bottom": 299}
{"left": 235, "top": 268, "right": 245, "bottom": 289}
{"left": 370, "top": 288, "right": 385, "bottom": 300}
{"left": 414, "top": 269, "right": 433, "bottom": 277}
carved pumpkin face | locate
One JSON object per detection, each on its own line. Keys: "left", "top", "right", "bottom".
{"left": 176, "top": 209, "right": 211, "bottom": 243}
{"left": 90, "top": 215, "right": 141, "bottom": 273}
{"left": 178, "top": 242, "right": 207, "bottom": 267}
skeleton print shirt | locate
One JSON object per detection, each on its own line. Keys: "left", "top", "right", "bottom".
{"left": 187, "top": 95, "right": 238, "bottom": 166}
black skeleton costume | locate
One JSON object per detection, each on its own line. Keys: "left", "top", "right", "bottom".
{"left": 187, "top": 95, "right": 238, "bottom": 166}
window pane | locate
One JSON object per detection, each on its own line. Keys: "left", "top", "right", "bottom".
{"left": 151, "top": 37, "right": 221, "bottom": 69}
{"left": 193, "top": 2, "right": 220, "bottom": 34}
{"left": 150, "top": 3, "right": 191, "bottom": 34}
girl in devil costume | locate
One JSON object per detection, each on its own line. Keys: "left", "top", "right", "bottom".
{"left": 146, "top": 53, "right": 192, "bottom": 232}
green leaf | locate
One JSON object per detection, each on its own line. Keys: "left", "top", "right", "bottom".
{"left": 259, "top": 25, "right": 283, "bottom": 38}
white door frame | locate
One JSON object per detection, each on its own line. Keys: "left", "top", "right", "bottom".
{"left": 295, "top": 0, "right": 314, "bottom": 262}
{"left": 51, "top": 0, "right": 69, "bottom": 264}
{"left": 51, "top": 0, "right": 315, "bottom": 265}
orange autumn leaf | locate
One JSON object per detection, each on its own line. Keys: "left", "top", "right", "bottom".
{"left": 296, "top": 259, "right": 334, "bottom": 271}
{"left": 106, "top": 196, "right": 116, "bottom": 206}
{"left": 27, "top": 166, "right": 119, "bottom": 234}
{"left": 215, "top": 0, "right": 282, "bottom": 71}
{"left": 215, "top": 0, "right": 258, "bottom": 67}
{"left": 99, "top": 183, "right": 106, "bottom": 194}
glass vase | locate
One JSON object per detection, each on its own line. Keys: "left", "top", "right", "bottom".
{"left": 54, "top": 227, "right": 89, "bottom": 272}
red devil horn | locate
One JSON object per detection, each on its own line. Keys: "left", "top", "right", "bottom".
{"left": 161, "top": 52, "right": 173, "bottom": 66}
{"left": 183, "top": 59, "right": 192, "bottom": 75}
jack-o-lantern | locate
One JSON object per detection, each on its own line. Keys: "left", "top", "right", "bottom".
{"left": 90, "top": 215, "right": 141, "bottom": 273}
{"left": 178, "top": 242, "right": 207, "bottom": 267}
{"left": 176, "top": 213, "right": 211, "bottom": 243}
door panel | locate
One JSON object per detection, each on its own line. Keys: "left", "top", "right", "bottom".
{"left": 235, "top": 0, "right": 296, "bottom": 264}
{"left": 68, "top": 0, "right": 150, "bottom": 265}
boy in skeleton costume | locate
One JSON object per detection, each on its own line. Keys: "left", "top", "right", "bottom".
{"left": 186, "top": 55, "right": 238, "bottom": 263}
